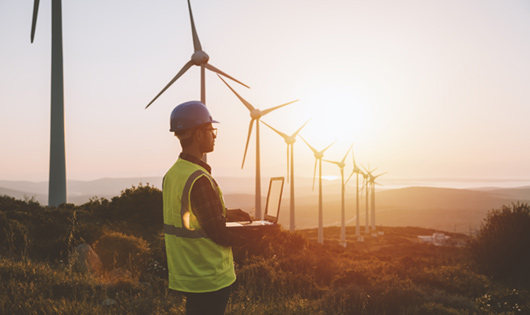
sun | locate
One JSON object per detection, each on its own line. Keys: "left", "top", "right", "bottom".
{"left": 298, "top": 84, "right": 373, "bottom": 148}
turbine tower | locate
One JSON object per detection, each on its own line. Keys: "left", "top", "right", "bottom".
{"left": 368, "top": 171, "right": 387, "bottom": 232}
{"left": 261, "top": 120, "right": 309, "bottom": 231}
{"left": 346, "top": 147, "right": 363, "bottom": 240}
{"left": 219, "top": 76, "right": 298, "bottom": 219}
{"left": 146, "top": 0, "right": 248, "bottom": 108}
{"left": 360, "top": 169, "right": 370, "bottom": 234}
{"left": 31, "top": 0, "right": 67, "bottom": 207}
{"left": 300, "top": 136, "right": 334, "bottom": 244}
{"left": 323, "top": 145, "right": 352, "bottom": 247}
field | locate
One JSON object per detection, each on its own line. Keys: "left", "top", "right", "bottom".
{"left": 1, "top": 188, "right": 529, "bottom": 314}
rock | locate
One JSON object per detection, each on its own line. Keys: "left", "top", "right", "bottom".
{"left": 70, "top": 243, "right": 103, "bottom": 274}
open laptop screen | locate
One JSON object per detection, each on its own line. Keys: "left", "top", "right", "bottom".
{"left": 264, "top": 177, "right": 284, "bottom": 221}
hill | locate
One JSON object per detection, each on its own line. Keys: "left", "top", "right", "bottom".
{"left": 2, "top": 178, "right": 530, "bottom": 234}
{"left": 1, "top": 192, "right": 529, "bottom": 314}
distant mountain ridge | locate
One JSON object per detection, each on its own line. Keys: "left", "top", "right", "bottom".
{"left": 2, "top": 178, "right": 529, "bottom": 234}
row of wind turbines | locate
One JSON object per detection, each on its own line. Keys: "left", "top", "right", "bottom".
{"left": 143, "top": 0, "right": 387, "bottom": 246}
{"left": 30, "top": 0, "right": 386, "bottom": 246}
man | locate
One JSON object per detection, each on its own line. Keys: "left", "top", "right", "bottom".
{"left": 163, "top": 100, "right": 252, "bottom": 315}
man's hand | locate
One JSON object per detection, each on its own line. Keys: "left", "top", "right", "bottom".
{"left": 226, "top": 208, "right": 252, "bottom": 223}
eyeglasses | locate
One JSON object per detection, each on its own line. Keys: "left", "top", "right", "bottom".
{"left": 204, "top": 127, "right": 217, "bottom": 137}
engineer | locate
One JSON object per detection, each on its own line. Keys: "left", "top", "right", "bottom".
{"left": 163, "top": 100, "right": 252, "bottom": 315}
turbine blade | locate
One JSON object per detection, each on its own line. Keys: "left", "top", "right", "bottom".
{"left": 261, "top": 100, "right": 299, "bottom": 116}
{"left": 241, "top": 119, "right": 255, "bottom": 169}
{"left": 218, "top": 75, "right": 255, "bottom": 112}
{"left": 345, "top": 170, "right": 355, "bottom": 185}
{"left": 31, "top": 0, "right": 40, "bottom": 43}
{"left": 187, "top": 0, "right": 202, "bottom": 52}
{"left": 312, "top": 158, "right": 317, "bottom": 191}
{"left": 145, "top": 60, "right": 194, "bottom": 109}
{"left": 374, "top": 171, "right": 388, "bottom": 179}
{"left": 299, "top": 136, "right": 318, "bottom": 155}
{"left": 361, "top": 164, "right": 369, "bottom": 174}
{"left": 292, "top": 120, "right": 310, "bottom": 137}
{"left": 323, "top": 159, "right": 340, "bottom": 166}
{"left": 322, "top": 141, "right": 336, "bottom": 154}
{"left": 206, "top": 64, "right": 249, "bottom": 88}
{"left": 261, "top": 120, "right": 288, "bottom": 139}
{"left": 352, "top": 147, "right": 358, "bottom": 169}
{"left": 341, "top": 144, "right": 353, "bottom": 164}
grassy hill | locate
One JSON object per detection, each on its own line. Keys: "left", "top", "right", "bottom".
{"left": 1, "top": 188, "right": 529, "bottom": 314}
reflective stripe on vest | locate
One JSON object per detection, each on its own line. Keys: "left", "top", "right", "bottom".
{"left": 163, "top": 223, "right": 207, "bottom": 238}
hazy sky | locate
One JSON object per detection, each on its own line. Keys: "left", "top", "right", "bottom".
{"left": 1, "top": 0, "right": 529, "bottom": 183}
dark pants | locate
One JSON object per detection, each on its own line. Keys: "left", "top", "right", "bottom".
{"left": 183, "top": 285, "right": 231, "bottom": 315}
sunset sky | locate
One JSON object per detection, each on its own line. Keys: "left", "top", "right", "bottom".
{"left": 1, "top": 0, "right": 529, "bottom": 184}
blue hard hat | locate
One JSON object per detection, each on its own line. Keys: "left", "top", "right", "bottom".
{"left": 169, "top": 101, "right": 219, "bottom": 132}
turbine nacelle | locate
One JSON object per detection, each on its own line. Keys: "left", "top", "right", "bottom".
{"left": 191, "top": 50, "right": 209, "bottom": 65}
{"left": 250, "top": 109, "right": 262, "bottom": 119}
{"left": 285, "top": 136, "right": 296, "bottom": 145}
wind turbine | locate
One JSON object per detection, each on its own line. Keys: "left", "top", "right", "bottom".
{"left": 323, "top": 145, "right": 352, "bottom": 247}
{"left": 261, "top": 120, "right": 309, "bottom": 231}
{"left": 219, "top": 76, "right": 298, "bottom": 219}
{"left": 367, "top": 170, "right": 387, "bottom": 232}
{"left": 360, "top": 169, "right": 370, "bottom": 234}
{"left": 300, "top": 136, "right": 334, "bottom": 244}
{"left": 346, "top": 147, "right": 363, "bottom": 240}
{"left": 145, "top": 0, "right": 249, "bottom": 108}
{"left": 31, "top": 0, "right": 67, "bottom": 207}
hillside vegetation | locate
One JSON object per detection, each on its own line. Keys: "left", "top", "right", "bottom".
{"left": 1, "top": 185, "right": 529, "bottom": 314}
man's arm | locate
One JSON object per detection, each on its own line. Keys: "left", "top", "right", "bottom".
{"left": 190, "top": 176, "right": 249, "bottom": 247}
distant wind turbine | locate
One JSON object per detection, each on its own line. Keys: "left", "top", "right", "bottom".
{"left": 300, "top": 136, "right": 334, "bottom": 244}
{"left": 323, "top": 144, "right": 352, "bottom": 247}
{"left": 346, "top": 147, "right": 363, "bottom": 240}
{"left": 145, "top": 0, "right": 249, "bottom": 108}
{"left": 261, "top": 120, "right": 309, "bottom": 231}
{"left": 360, "top": 169, "right": 370, "bottom": 234}
{"left": 219, "top": 76, "right": 298, "bottom": 219}
{"left": 367, "top": 170, "right": 387, "bottom": 232}
{"left": 31, "top": 0, "right": 67, "bottom": 207}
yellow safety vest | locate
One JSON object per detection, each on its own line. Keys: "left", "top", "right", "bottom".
{"left": 163, "top": 158, "right": 236, "bottom": 293}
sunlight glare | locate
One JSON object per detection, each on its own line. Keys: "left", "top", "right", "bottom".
{"left": 299, "top": 84, "right": 373, "bottom": 148}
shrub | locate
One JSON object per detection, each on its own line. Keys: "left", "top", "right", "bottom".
{"left": 93, "top": 230, "right": 150, "bottom": 278}
{"left": 469, "top": 203, "right": 530, "bottom": 286}
{"left": 108, "top": 184, "right": 163, "bottom": 229}
{"left": 0, "top": 213, "right": 30, "bottom": 257}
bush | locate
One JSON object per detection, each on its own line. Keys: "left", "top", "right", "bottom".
{"left": 0, "top": 213, "right": 30, "bottom": 257}
{"left": 93, "top": 230, "right": 150, "bottom": 278}
{"left": 469, "top": 203, "right": 530, "bottom": 287}
{"left": 108, "top": 184, "right": 163, "bottom": 229}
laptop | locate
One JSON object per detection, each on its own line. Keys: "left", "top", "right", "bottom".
{"left": 226, "top": 177, "right": 284, "bottom": 228}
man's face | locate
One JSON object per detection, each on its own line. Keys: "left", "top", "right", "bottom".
{"left": 198, "top": 123, "right": 217, "bottom": 153}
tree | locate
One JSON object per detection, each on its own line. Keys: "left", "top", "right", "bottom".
{"left": 470, "top": 203, "right": 530, "bottom": 286}
{"left": 109, "top": 183, "right": 163, "bottom": 229}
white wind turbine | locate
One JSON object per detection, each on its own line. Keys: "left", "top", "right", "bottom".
{"left": 30, "top": 0, "right": 67, "bottom": 207}
{"left": 261, "top": 120, "right": 309, "bottom": 231}
{"left": 219, "top": 76, "right": 298, "bottom": 219}
{"left": 300, "top": 136, "right": 335, "bottom": 244}
{"left": 367, "top": 170, "right": 387, "bottom": 232}
{"left": 323, "top": 145, "right": 352, "bottom": 247}
{"left": 359, "top": 169, "right": 370, "bottom": 234}
{"left": 145, "top": 0, "right": 248, "bottom": 108}
{"left": 345, "top": 147, "right": 363, "bottom": 240}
